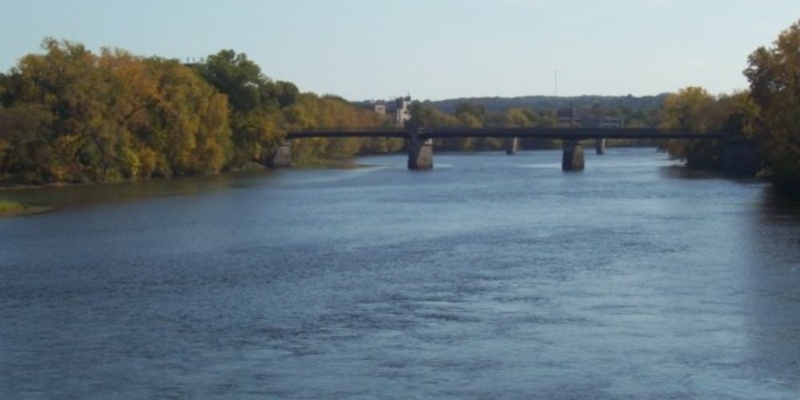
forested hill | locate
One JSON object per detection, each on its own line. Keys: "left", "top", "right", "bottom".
{"left": 357, "top": 95, "right": 669, "bottom": 114}
{"left": 422, "top": 95, "right": 669, "bottom": 114}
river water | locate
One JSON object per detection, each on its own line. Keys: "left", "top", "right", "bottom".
{"left": 1, "top": 148, "right": 799, "bottom": 399}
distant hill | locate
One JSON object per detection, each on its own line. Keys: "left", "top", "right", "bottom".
{"left": 418, "top": 94, "right": 669, "bottom": 114}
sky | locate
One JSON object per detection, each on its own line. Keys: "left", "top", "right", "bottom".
{"left": 1, "top": 0, "right": 799, "bottom": 101}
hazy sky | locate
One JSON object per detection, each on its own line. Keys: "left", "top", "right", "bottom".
{"left": 1, "top": 1, "right": 799, "bottom": 100}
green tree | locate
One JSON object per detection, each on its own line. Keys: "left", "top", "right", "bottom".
{"left": 195, "top": 50, "right": 294, "bottom": 166}
{"left": 0, "top": 104, "right": 55, "bottom": 183}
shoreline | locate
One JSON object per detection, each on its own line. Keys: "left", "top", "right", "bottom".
{"left": 0, "top": 181, "right": 92, "bottom": 191}
{"left": 0, "top": 159, "right": 371, "bottom": 191}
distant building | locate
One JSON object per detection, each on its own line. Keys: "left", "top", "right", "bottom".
{"left": 373, "top": 96, "right": 411, "bottom": 127}
{"left": 181, "top": 57, "right": 206, "bottom": 68}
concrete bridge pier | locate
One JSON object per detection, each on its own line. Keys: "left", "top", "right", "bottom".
{"left": 408, "top": 138, "right": 433, "bottom": 170}
{"left": 562, "top": 140, "right": 585, "bottom": 171}
{"left": 595, "top": 138, "right": 606, "bottom": 155}
{"left": 505, "top": 137, "right": 519, "bottom": 155}
{"left": 266, "top": 140, "right": 293, "bottom": 168}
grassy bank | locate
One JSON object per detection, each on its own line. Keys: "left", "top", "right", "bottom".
{"left": 0, "top": 199, "right": 50, "bottom": 217}
{"left": 0, "top": 199, "right": 25, "bottom": 212}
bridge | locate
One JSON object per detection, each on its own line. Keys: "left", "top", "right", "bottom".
{"left": 275, "top": 127, "right": 728, "bottom": 171}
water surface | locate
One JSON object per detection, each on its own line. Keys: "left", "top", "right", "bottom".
{"left": 2, "top": 149, "right": 799, "bottom": 399}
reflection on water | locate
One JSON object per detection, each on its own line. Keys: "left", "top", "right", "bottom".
{"left": 742, "top": 188, "right": 800, "bottom": 394}
{"left": 0, "top": 170, "right": 273, "bottom": 211}
{"left": 1, "top": 149, "right": 799, "bottom": 399}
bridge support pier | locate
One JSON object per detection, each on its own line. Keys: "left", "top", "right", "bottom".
{"left": 266, "top": 140, "right": 293, "bottom": 168}
{"left": 505, "top": 137, "right": 519, "bottom": 155}
{"left": 408, "top": 138, "right": 433, "bottom": 170}
{"left": 595, "top": 138, "right": 606, "bottom": 155}
{"left": 562, "top": 140, "right": 585, "bottom": 171}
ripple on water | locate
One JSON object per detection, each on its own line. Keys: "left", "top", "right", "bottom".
{"left": 2, "top": 150, "right": 799, "bottom": 399}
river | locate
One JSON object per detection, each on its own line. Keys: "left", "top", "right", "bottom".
{"left": 1, "top": 148, "right": 799, "bottom": 399}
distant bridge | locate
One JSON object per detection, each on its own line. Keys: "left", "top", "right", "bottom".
{"left": 277, "top": 127, "right": 728, "bottom": 171}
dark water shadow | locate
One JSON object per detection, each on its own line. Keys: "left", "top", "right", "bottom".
{"left": 0, "top": 170, "right": 277, "bottom": 212}
{"left": 659, "top": 164, "right": 770, "bottom": 188}
{"left": 741, "top": 187, "right": 800, "bottom": 390}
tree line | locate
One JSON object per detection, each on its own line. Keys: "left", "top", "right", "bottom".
{"left": 403, "top": 19, "right": 800, "bottom": 194}
{"left": 0, "top": 39, "right": 396, "bottom": 185}
{"left": 638, "top": 19, "right": 800, "bottom": 194}
{"left": 403, "top": 98, "right": 665, "bottom": 152}
{"left": 2, "top": 19, "right": 800, "bottom": 194}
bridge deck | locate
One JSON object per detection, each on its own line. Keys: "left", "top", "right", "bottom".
{"left": 286, "top": 127, "right": 725, "bottom": 140}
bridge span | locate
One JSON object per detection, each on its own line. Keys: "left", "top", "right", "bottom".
{"left": 277, "top": 127, "right": 727, "bottom": 171}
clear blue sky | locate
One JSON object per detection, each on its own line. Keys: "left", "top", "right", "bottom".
{"left": 1, "top": 0, "right": 799, "bottom": 101}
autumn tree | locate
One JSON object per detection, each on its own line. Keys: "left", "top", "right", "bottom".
{"left": 744, "top": 19, "right": 800, "bottom": 193}
{"left": 450, "top": 101, "right": 486, "bottom": 150}
{"left": 282, "top": 93, "right": 391, "bottom": 165}
{"left": 495, "top": 108, "right": 537, "bottom": 128}
{"left": 659, "top": 87, "right": 726, "bottom": 167}
{"left": 0, "top": 39, "right": 232, "bottom": 184}
{"left": 717, "top": 92, "right": 759, "bottom": 140}
{"left": 138, "top": 58, "right": 232, "bottom": 176}
{"left": 0, "top": 38, "right": 114, "bottom": 182}
{"left": 359, "top": 107, "right": 404, "bottom": 154}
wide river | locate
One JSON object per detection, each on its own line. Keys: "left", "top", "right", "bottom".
{"left": 1, "top": 148, "right": 800, "bottom": 399}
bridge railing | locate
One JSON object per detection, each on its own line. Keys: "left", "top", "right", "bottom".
{"left": 285, "top": 128, "right": 407, "bottom": 139}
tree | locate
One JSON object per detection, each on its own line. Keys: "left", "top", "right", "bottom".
{"left": 744, "top": 19, "right": 800, "bottom": 192}
{"left": 405, "top": 101, "right": 466, "bottom": 151}
{"left": 137, "top": 58, "right": 232, "bottom": 176}
{"left": 0, "top": 104, "right": 54, "bottom": 183}
{"left": 717, "top": 91, "right": 759, "bottom": 140}
{"left": 0, "top": 39, "right": 234, "bottom": 184}
{"left": 1, "top": 38, "right": 119, "bottom": 182}
{"left": 659, "top": 87, "right": 724, "bottom": 167}
{"left": 496, "top": 108, "right": 536, "bottom": 128}
{"left": 195, "top": 50, "right": 290, "bottom": 166}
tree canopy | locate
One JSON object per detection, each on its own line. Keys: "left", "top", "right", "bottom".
{"left": 0, "top": 39, "right": 232, "bottom": 183}
{"left": 0, "top": 40, "right": 390, "bottom": 184}
{"left": 3, "top": 23, "right": 800, "bottom": 195}
{"left": 744, "top": 19, "right": 800, "bottom": 193}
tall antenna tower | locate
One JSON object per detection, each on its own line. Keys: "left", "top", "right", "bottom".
{"left": 554, "top": 70, "right": 558, "bottom": 97}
